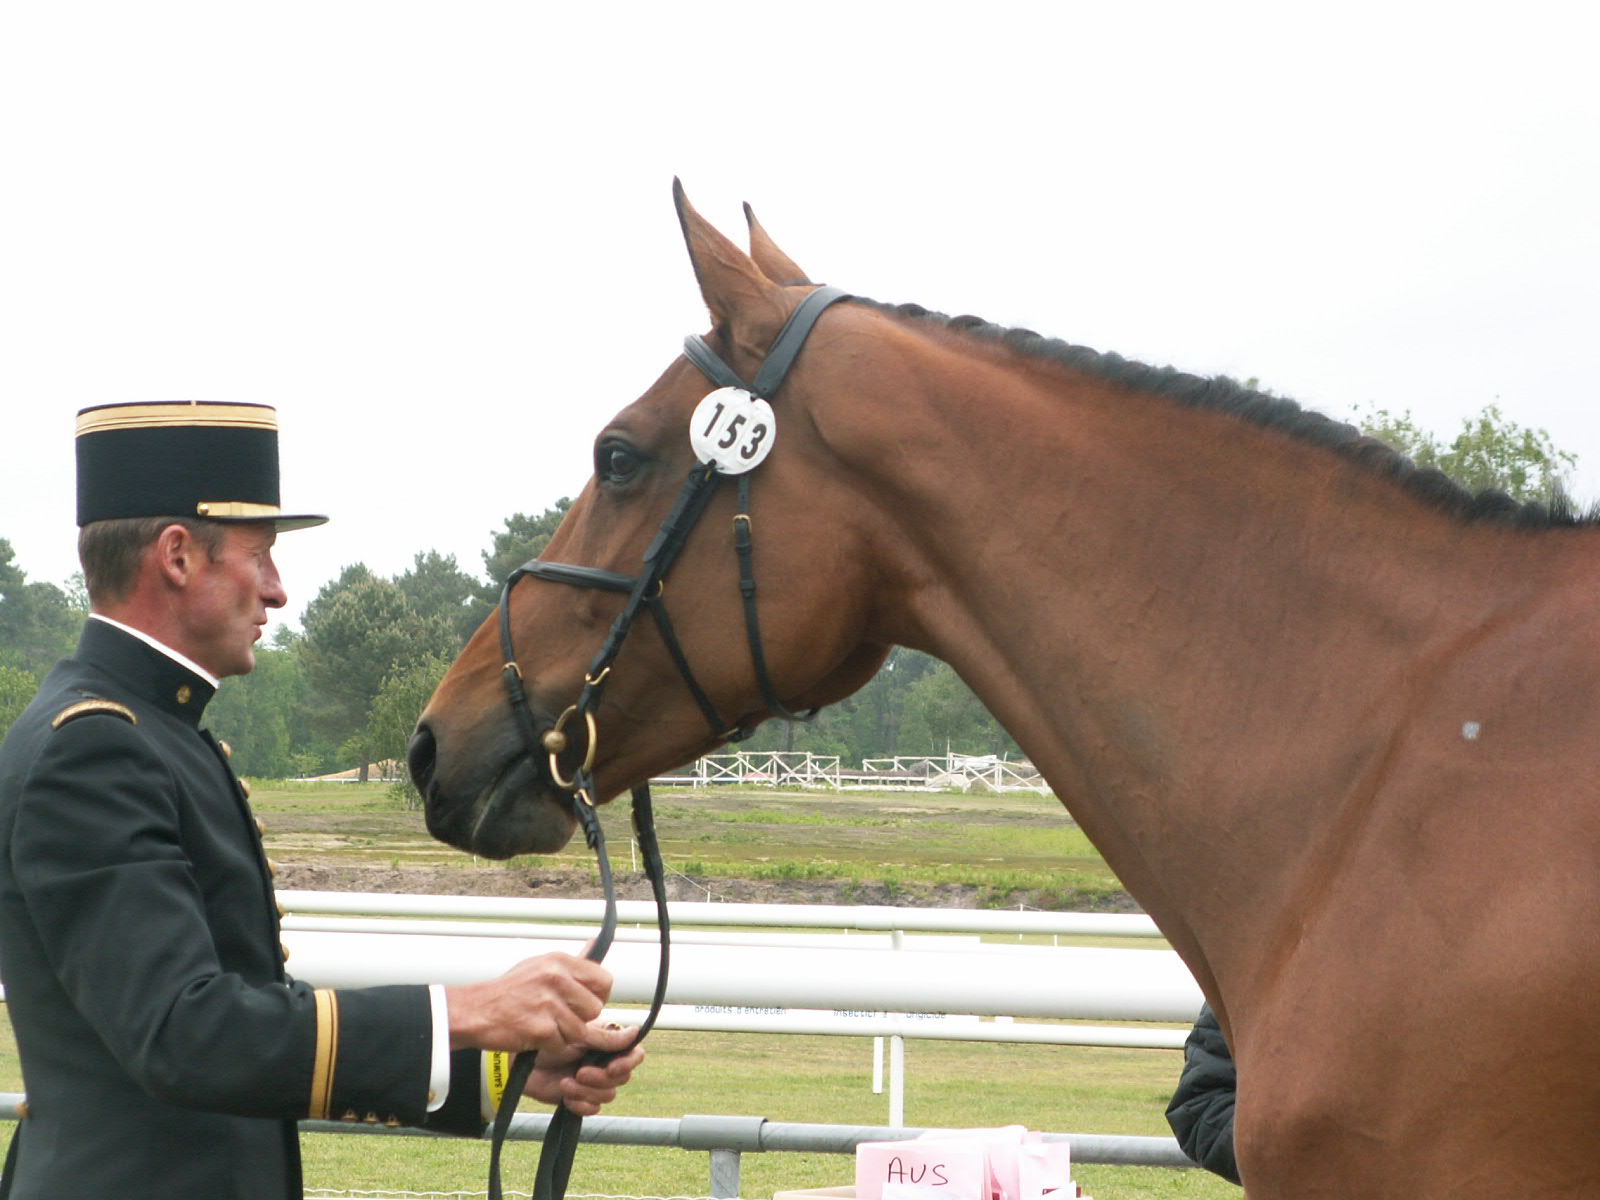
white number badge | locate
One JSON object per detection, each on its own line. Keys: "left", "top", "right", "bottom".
{"left": 690, "top": 387, "right": 776, "bottom": 474}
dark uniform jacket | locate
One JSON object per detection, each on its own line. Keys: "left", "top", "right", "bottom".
{"left": 1165, "top": 1002, "right": 1241, "bottom": 1186}
{"left": 0, "top": 620, "right": 485, "bottom": 1199}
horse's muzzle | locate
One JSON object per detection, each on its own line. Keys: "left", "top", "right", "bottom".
{"left": 409, "top": 723, "right": 579, "bottom": 858}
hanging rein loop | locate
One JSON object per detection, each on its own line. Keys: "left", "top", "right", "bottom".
{"left": 489, "top": 285, "right": 850, "bottom": 1200}
{"left": 485, "top": 776, "right": 670, "bottom": 1200}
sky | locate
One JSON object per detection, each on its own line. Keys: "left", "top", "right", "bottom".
{"left": 3, "top": 2, "right": 1596, "bottom": 636}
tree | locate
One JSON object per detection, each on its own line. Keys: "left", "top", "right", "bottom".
{"left": 205, "top": 644, "right": 314, "bottom": 778}
{"left": 0, "top": 539, "right": 81, "bottom": 677}
{"left": 298, "top": 570, "right": 455, "bottom": 778}
{"left": 735, "top": 648, "right": 1016, "bottom": 766}
{"left": 1357, "top": 402, "right": 1577, "bottom": 504}
{"left": 0, "top": 663, "right": 38, "bottom": 743}
{"left": 850, "top": 649, "right": 940, "bottom": 758}
{"left": 739, "top": 647, "right": 941, "bottom": 763}
{"left": 899, "top": 660, "right": 1017, "bottom": 758}
{"left": 480, "top": 499, "right": 573, "bottom": 602}
{"left": 366, "top": 652, "right": 452, "bottom": 807}
{"left": 396, "top": 550, "right": 485, "bottom": 646}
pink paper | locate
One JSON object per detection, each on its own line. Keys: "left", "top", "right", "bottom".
{"left": 856, "top": 1127, "right": 1071, "bottom": 1200}
{"left": 856, "top": 1140, "right": 989, "bottom": 1200}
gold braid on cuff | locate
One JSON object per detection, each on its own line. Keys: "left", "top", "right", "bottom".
{"left": 310, "top": 988, "right": 339, "bottom": 1120}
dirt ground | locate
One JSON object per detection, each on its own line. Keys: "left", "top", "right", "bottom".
{"left": 273, "top": 859, "right": 1142, "bottom": 912}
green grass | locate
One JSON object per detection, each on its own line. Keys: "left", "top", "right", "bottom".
{"left": 248, "top": 781, "right": 1128, "bottom": 904}
{"left": 0, "top": 781, "right": 1237, "bottom": 1197}
{"left": 0, "top": 1019, "right": 1230, "bottom": 1198}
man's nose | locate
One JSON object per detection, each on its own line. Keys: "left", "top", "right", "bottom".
{"left": 262, "top": 555, "right": 288, "bottom": 609}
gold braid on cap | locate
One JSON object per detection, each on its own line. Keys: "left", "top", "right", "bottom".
{"left": 75, "top": 402, "right": 278, "bottom": 437}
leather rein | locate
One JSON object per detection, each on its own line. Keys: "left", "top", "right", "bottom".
{"left": 489, "top": 284, "right": 851, "bottom": 1200}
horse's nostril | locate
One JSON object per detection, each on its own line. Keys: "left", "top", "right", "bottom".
{"left": 406, "top": 725, "right": 437, "bottom": 793}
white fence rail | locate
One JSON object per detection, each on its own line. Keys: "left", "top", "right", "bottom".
{"left": 279, "top": 890, "right": 1163, "bottom": 938}
{"left": 2, "top": 897, "right": 1202, "bottom": 1194}
{"left": 283, "top": 929, "right": 1201, "bottom": 1023}
{"left": 858, "top": 755, "right": 1050, "bottom": 794}
{"left": 278, "top": 894, "right": 1202, "bottom": 1189}
{"left": 279, "top": 892, "right": 1185, "bottom": 1043}
{"left": 279, "top": 891, "right": 1200, "bottom": 1135}
{"left": 678, "top": 751, "right": 845, "bottom": 789}
{"left": 654, "top": 751, "right": 1053, "bottom": 794}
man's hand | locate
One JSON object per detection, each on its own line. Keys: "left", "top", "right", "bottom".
{"left": 525, "top": 1033, "right": 647, "bottom": 1115}
{"left": 445, "top": 953, "right": 617, "bottom": 1053}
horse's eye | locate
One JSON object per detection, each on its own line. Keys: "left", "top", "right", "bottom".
{"left": 596, "top": 441, "right": 642, "bottom": 485}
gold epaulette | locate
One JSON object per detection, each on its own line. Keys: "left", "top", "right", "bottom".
{"left": 51, "top": 699, "right": 138, "bottom": 729}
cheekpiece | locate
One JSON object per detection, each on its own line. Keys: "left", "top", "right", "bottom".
{"left": 75, "top": 401, "right": 327, "bottom": 530}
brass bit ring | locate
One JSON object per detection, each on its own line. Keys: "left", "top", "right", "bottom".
{"left": 544, "top": 705, "right": 598, "bottom": 790}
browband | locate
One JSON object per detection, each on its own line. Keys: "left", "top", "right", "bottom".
{"left": 682, "top": 284, "right": 851, "bottom": 399}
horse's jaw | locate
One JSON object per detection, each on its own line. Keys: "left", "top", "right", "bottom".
{"left": 411, "top": 729, "right": 579, "bottom": 859}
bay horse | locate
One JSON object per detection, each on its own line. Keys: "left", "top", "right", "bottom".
{"left": 410, "top": 182, "right": 1600, "bottom": 1197}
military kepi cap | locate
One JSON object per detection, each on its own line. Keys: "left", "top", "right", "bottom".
{"left": 75, "top": 401, "right": 328, "bottom": 531}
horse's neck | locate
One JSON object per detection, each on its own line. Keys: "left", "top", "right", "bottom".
{"left": 846, "top": 352, "right": 1573, "bottom": 996}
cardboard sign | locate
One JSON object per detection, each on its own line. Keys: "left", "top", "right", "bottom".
{"left": 855, "top": 1127, "right": 1072, "bottom": 1200}
{"left": 856, "top": 1140, "right": 988, "bottom": 1200}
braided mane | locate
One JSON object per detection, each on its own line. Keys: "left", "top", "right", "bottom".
{"left": 859, "top": 297, "right": 1590, "bottom": 530}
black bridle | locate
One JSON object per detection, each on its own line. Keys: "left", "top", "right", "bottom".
{"left": 488, "top": 284, "right": 851, "bottom": 1200}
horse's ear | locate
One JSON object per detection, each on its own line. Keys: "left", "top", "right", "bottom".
{"left": 673, "top": 179, "right": 786, "bottom": 337}
{"left": 744, "top": 202, "right": 813, "bottom": 286}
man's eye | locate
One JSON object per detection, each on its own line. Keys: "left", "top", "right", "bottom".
{"left": 596, "top": 443, "right": 641, "bottom": 484}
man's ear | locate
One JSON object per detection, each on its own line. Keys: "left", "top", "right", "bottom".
{"left": 152, "top": 523, "right": 200, "bottom": 588}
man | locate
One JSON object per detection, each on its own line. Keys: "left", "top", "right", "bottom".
{"left": 1166, "top": 1003, "right": 1240, "bottom": 1186}
{"left": 0, "top": 401, "right": 642, "bottom": 1198}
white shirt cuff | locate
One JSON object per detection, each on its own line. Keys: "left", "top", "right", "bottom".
{"left": 426, "top": 984, "right": 451, "bottom": 1112}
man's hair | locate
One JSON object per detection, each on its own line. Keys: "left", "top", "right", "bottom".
{"left": 78, "top": 517, "right": 228, "bottom": 606}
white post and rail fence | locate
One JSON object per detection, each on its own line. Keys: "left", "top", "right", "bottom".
{"left": 0, "top": 893, "right": 1205, "bottom": 1195}
{"left": 654, "top": 751, "right": 1052, "bottom": 794}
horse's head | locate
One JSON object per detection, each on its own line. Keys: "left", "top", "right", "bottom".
{"left": 411, "top": 183, "right": 893, "bottom": 857}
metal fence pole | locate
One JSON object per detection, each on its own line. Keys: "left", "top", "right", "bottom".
{"left": 681, "top": 1114, "right": 768, "bottom": 1199}
{"left": 709, "top": 1147, "right": 743, "bottom": 1199}
{"left": 0, "top": 1098, "right": 1200, "bottom": 1177}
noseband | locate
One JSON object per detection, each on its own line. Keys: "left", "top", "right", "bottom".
{"left": 489, "top": 284, "right": 850, "bottom": 1200}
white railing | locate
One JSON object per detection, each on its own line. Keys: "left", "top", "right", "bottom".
{"left": 654, "top": 751, "right": 1053, "bottom": 794}
{"left": 859, "top": 754, "right": 1049, "bottom": 794}
{"left": 278, "top": 892, "right": 1198, "bottom": 1132}
{"left": 277, "top": 896, "right": 1175, "bottom": 1037}
{"left": 283, "top": 930, "right": 1199, "bottom": 1022}
{"left": 669, "top": 751, "right": 844, "bottom": 789}
{"left": 278, "top": 890, "right": 1163, "bottom": 939}
{"left": 0, "top": 897, "right": 1202, "bottom": 1195}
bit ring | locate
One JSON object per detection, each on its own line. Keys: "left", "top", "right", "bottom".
{"left": 544, "top": 705, "right": 598, "bottom": 790}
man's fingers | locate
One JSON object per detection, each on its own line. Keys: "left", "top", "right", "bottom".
{"left": 558, "top": 1046, "right": 645, "bottom": 1114}
{"left": 581, "top": 1021, "right": 640, "bottom": 1053}
{"left": 574, "top": 1043, "right": 645, "bottom": 1085}
{"left": 450, "top": 954, "right": 622, "bottom": 1053}
{"left": 531, "top": 956, "right": 612, "bottom": 1018}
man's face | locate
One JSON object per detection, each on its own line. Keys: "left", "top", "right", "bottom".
{"left": 179, "top": 522, "right": 287, "bottom": 678}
